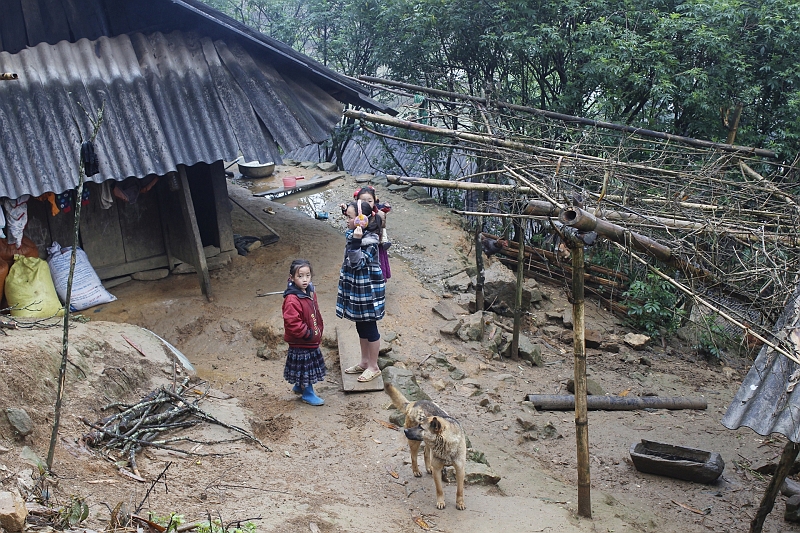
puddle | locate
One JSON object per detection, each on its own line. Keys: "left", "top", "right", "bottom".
{"left": 278, "top": 187, "right": 343, "bottom": 219}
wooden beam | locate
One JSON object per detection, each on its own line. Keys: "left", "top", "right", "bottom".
{"left": 177, "top": 165, "right": 213, "bottom": 301}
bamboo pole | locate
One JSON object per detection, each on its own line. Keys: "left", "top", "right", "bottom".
{"left": 348, "top": 110, "right": 706, "bottom": 179}
{"left": 524, "top": 395, "right": 708, "bottom": 410}
{"left": 565, "top": 233, "right": 591, "bottom": 518}
{"left": 358, "top": 75, "right": 777, "bottom": 158}
{"left": 750, "top": 441, "right": 800, "bottom": 533}
{"left": 475, "top": 225, "right": 484, "bottom": 313}
{"left": 511, "top": 221, "right": 525, "bottom": 359}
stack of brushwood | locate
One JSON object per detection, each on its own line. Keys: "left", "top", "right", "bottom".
{"left": 483, "top": 233, "right": 629, "bottom": 317}
{"left": 81, "top": 379, "right": 270, "bottom": 478}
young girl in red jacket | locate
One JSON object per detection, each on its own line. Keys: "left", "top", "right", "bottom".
{"left": 282, "top": 259, "right": 326, "bottom": 406}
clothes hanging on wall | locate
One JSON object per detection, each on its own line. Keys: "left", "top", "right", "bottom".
{"left": 100, "top": 181, "right": 114, "bottom": 209}
{"left": 38, "top": 192, "right": 60, "bottom": 216}
{"left": 3, "top": 195, "right": 30, "bottom": 247}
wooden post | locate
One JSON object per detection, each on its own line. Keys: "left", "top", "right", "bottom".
{"left": 511, "top": 219, "right": 525, "bottom": 359}
{"left": 475, "top": 224, "right": 484, "bottom": 313}
{"left": 750, "top": 440, "right": 800, "bottom": 533}
{"left": 569, "top": 234, "right": 591, "bottom": 518}
{"left": 177, "top": 165, "right": 213, "bottom": 301}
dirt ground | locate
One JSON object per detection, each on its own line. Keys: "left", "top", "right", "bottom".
{"left": 0, "top": 164, "right": 798, "bottom": 533}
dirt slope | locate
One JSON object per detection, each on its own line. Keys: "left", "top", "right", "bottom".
{"left": 0, "top": 165, "right": 794, "bottom": 533}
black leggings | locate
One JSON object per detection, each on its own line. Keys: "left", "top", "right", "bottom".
{"left": 355, "top": 321, "right": 380, "bottom": 342}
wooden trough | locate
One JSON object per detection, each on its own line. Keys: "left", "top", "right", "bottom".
{"left": 629, "top": 440, "right": 724, "bottom": 484}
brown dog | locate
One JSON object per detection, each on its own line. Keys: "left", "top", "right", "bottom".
{"left": 385, "top": 383, "right": 467, "bottom": 510}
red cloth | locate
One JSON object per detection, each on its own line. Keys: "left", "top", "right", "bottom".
{"left": 282, "top": 291, "right": 324, "bottom": 348}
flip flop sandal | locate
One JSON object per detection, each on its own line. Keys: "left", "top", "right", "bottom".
{"left": 344, "top": 364, "right": 365, "bottom": 374}
{"left": 357, "top": 369, "right": 382, "bottom": 382}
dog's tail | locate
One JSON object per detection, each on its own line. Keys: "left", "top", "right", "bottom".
{"left": 384, "top": 383, "right": 410, "bottom": 411}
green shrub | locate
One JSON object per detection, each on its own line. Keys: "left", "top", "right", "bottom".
{"left": 623, "top": 273, "right": 684, "bottom": 338}
{"left": 695, "top": 314, "right": 730, "bottom": 360}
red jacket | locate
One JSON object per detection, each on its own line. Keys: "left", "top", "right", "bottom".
{"left": 282, "top": 285, "right": 324, "bottom": 348}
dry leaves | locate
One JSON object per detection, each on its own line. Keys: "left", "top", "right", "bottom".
{"left": 412, "top": 515, "right": 431, "bottom": 530}
{"left": 374, "top": 418, "right": 400, "bottom": 431}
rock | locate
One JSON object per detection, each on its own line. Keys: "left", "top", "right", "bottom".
{"left": 255, "top": 345, "right": 280, "bottom": 360}
{"left": 382, "top": 331, "right": 398, "bottom": 343}
{"left": 604, "top": 341, "right": 621, "bottom": 353}
{"left": 624, "top": 333, "right": 651, "bottom": 350}
{"left": 299, "top": 161, "right": 318, "bottom": 168}
{"left": 444, "top": 271, "right": 471, "bottom": 292}
{"left": 389, "top": 410, "right": 406, "bottom": 427}
{"left": 403, "top": 186, "right": 431, "bottom": 200}
{"left": 566, "top": 378, "right": 606, "bottom": 396}
{"left": 439, "top": 320, "right": 461, "bottom": 336}
{"left": 542, "top": 325, "right": 562, "bottom": 337}
{"left": 102, "top": 275, "right": 131, "bottom": 289}
{"left": 639, "top": 356, "right": 653, "bottom": 367}
{"left": 131, "top": 268, "right": 170, "bottom": 281}
{"left": 519, "top": 401, "right": 537, "bottom": 414}
{"left": 387, "top": 183, "right": 411, "bottom": 192}
{"left": 483, "top": 262, "right": 535, "bottom": 317}
{"left": 244, "top": 240, "right": 261, "bottom": 252}
{"left": 782, "top": 477, "right": 800, "bottom": 497}
{"left": 562, "top": 308, "right": 573, "bottom": 327}
{"left": 0, "top": 489, "right": 27, "bottom": 532}
{"left": 377, "top": 356, "right": 395, "bottom": 370}
{"left": 219, "top": 319, "right": 241, "bottom": 334}
{"left": 434, "top": 355, "right": 456, "bottom": 371}
{"left": 495, "top": 374, "right": 515, "bottom": 382}
{"left": 379, "top": 338, "right": 393, "bottom": 355}
{"left": 417, "top": 197, "right": 438, "bottom": 205}
{"left": 786, "top": 494, "right": 800, "bottom": 523}
{"left": 450, "top": 369, "right": 466, "bottom": 380}
{"left": 5, "top": 409, "right": 32, "bottom": 437}
{"left": 354, "top": 173, "right": 374, "bottom": 183}
{"left": 317, "top": 161, "right": 338, "bottom": 172}
{"left": 585, "top": 329, "right": 602, "bottom": 349}
{"left": 465, "top": 462, "right": 501, "bottom": 485}
{"left": 516, "top": 415, "right": 537, "bottom": 432}
{"left": 431, "top": 379, "right": 448, "bottom": 391}
{"left": 517, "top": 336, "right": 544, "bottom": 366}
{"left": 545, "top": 310, "right": 563, "bottom": 321}
{"left": 203, "top": 245, "right": 221, "bottom": 258}
{"left": 382, "top": 367, "right": 429, "bottom": 402}
{"left": 283, "top": 158, "right": 299, "bottom": 166}
{"left": 433, "top": 301, "right": 468, "bottom": 321}
{"left": 458, "top": 312, "right": 485, "bottom": 342}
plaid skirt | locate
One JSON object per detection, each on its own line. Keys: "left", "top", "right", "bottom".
{"left": 284, "top": 347, "right": 327, "bottom": 387}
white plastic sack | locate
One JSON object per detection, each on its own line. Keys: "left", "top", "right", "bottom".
{"left": 47, "top": 241, "right": 116, "bottom": 311}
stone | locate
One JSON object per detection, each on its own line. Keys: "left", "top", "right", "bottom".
{"left": 495, "top": 374, "right": 515, "bottom": 382}
{"left": 604, "top": 342, "right": 622, "bottom": 353}
{"left": 5, "top": 409, "right": 32, "bottom": 437}
{"left": 431, "top": 379, "right": 448, "bottom": 391}
{"left": 433, "top": 301, "right": 468, "bottom": 321}
{"left": 562, "top": 308, "right": 573, "bottom": 327}
{"left": 403, "top": 186, "right": 431, "bottom": 200}
{"left": 379, "top": 338, "right": 393, "bottom": 355}
{"left": 458, "top": 312, "right": 485, "bottom": 342}
{"left": 444, "top": 271, "right": 471, "bottom": 292}
{"left": 781, "top": 477, "right": 800, "bottom": 497}
{"left": 244, "top": 240, "right": 261, "bottom": 253}
{"left": 450, "top": 369, "right": 466, "bottom": 380}
{"left": 517, "top": 336, "right": 544, "bottom": 366}
{"left": 299, "top": 161, "right": 318, "bottom": 168}
{"left": 283, "top": 158, "right": 299, "bottom": 166}
{"left": 439, "top": 320, "right": 461, "bottom": 336}
{"left": 585, "top": 329, "right": 602, "bottom": 349}
{"left": 219, "top": 319, "right": 241, "bottom": 334}
{"left": 102, "top": 275, "right": 131, "bottom": 289}
{"left": 0, "top": 489, "right": 27, "bottom": 532}
{"left": 256, "top": 345, "right": 280, "bottom": 360}
{"left": 382, "top": 331, "right": 398, "bottom": 343}
{"left": 624, "top": 333, "right": 651, "bottom": 350}
{"left": 566, "top": 378, "right": 606, "bottom": 396}
{"left": 387, "top": 183, "right": 411, "bottom": 192}
{"left": 516, "top": 415, "right": 537, "bottom": 432}
{"left": 377, "top": 356, "right": 395, "bottom": 370}
{"left": 131, "top": 268, "right": 170, "bottom": 281}
{"left": 786, "top": 494, "right": 800, "bottom": 523}
{"left": 542, "top": 325, "right": 562, "bottom": 337}
{"left": 483, "top": 262, "right": 534, "bottom": 317}
{"left": 434, "top": 355, "right": 456, "bottom": 372}
{"left": 389, "top": 410, "right": 406, "bottom": 426}
{"left": 382, "top": 367, "right": 429, "bottom": 401}
{"left": 317, "top": 161, "right": 338, "bottom": 172}
{"left": 464, "top": 462, "right": 501, "bottom": 485}
{"left": 203, "top": 245, "right": 221, "bottom": 258}
{"left": 354, "top": 173, "right": 374, "bottom": 183}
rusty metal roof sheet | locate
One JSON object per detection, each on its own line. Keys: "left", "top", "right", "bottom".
{"left": 722, "top": 286, "right": 800, "bottom": 442}
{"left": 0, "top": 30, "right": 346, "bottom": 198}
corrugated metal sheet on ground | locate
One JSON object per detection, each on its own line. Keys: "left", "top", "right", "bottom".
{"left": 0, "top": 30, "right": 344, "bottom": 198}
{"left": 722, "top": 285, "right": 800, "bottom": 442}
{"left": 287, "top": 129, "right": 476, "bottom": 177}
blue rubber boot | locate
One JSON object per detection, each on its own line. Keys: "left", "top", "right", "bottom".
{"left": 301, "top": 385, "right": 324, "bottom": 406}
{"left": 292, "top": 383, "right": 302, "bottom": 394}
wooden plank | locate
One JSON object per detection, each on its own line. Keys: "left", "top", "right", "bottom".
{"left": 23, "top": 196, "right": 51, "bottom": 258}
{"left": 95, "top": 255, "right": 169, "bottom": 280}
{"left": 209, "top": 162, "right": 235, "bottom": 253}
{"left": 336, "top": 321, "right": 383, "bottom": 392}
{"left": 177, "top": 165, "right": 212, "bottom": 301}
{"left": 117, "top": 185, "right": 166, "bottom": 262}
{"left": 80, "top": 183, "right": 126, "bottom": 269}
{"left": 254, "top": 174, "right": 341, "bottom": 198}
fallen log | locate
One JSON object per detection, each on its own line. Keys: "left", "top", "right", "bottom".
{"left": 525, "top": 394, "right": 707, "bottom": 411}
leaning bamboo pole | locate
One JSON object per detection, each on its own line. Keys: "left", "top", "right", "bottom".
{"left": 511, "top": 221, "right": 525, "bottom": 360}
{"left": 358, "top": 75, "right": 777, "bottom": 158}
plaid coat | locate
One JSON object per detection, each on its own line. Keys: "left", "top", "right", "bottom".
{"left": 336, "top": 230, "right": 386, "bottom": 321}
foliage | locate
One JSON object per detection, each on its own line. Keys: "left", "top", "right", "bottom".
{"left": 55, "top": 496, "right": 89, "bottom": 529}
{"left": 196, "top": 519, "right": 258, "bottom": 533}
{"left": 150, "top": 512, "right": 185, "bottom": 533}
{"left": 623, "top": 273, "right": 684, "bottom": 338}
{"left": 694, "top": 313, "right": 730, "bottom": 360}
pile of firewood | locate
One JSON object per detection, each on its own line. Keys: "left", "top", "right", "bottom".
{"left": 81, "top": 379, "right": 268, "bottom": 477}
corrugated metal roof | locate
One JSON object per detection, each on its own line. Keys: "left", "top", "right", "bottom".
{"left": 722, "top": 286, "right": 800, "bottom": 442}
{"left": 0, "top": 30, "right": 346, "bottom": 198}
{"left": 0, "top": 0, "right": 394, "bottom": 115}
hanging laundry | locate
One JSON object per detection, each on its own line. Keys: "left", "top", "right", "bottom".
{"left": 113, "top": 175, "right": 159, "bottom": 204}
{"left": 37, "top": 192, "right": 60, "bottom": 216}
{"left": 3, "top": 195, "right": 30, "bottom": 247}
{"left": 100, "top": 181, "right": 114, "bottom": 209}
{"left": 56, "top": 191, "right": 73, "bottom": 213}
{"left": 0, "top": 205, "right": 5, "bottom": 238}
{"left": 81, "top": 187, "right": 90, "bottom": 206}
